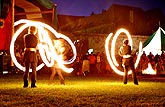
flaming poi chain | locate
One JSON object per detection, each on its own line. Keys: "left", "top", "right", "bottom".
{"left": 10, "top": 19, "right": 77, "bottom": 73}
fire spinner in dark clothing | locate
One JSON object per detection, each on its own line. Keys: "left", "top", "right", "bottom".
{"left": 118, "top": 39, "right": 138, "bottom": 85}
{"left": 23, "top": 26, "right": 38, "bottom": 88}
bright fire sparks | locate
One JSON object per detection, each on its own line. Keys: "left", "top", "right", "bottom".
{"left": 105, "top": 28, "right": 142, "bottom": 76}
{"left": 10, "top": 19, "right": 76, "bottom": 73}
{"left": 142, "top": 63, "right": 156, "bottom": 75}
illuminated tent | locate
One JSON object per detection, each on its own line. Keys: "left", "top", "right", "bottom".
{"left": 142, "top": 27, "right": 165, "bottom": 56}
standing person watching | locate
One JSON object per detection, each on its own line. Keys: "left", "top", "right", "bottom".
{"left": 23, "top": 26, "right": 38, "bottom": 88}
{"left": 88, "top": 52, "right": 96, "bottom": 74}
{"left": 118, "top": 39, "right": 138, "bottom": 85}
{"left": 96, "top": 52, "right": 102, "bottom": 74}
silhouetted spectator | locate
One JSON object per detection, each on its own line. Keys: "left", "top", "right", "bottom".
{"left": 96, "top": 52, "right": 102, "bottom": 74}
{"left": 82, "top": 55, "right": 90, "bottom": 76}
{"left": 88, "top": 52, "right": 96, "bottom": 74}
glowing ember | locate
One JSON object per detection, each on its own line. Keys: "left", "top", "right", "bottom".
{"left": 142, "top": 63, "right": 156, "bottom": 75}
{"left": 105, "top": 28, "right": 142, "bottom": 76}
{"left": 10, "top": 19, "right": 76, "bottom": 73}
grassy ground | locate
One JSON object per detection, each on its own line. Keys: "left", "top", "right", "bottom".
{"left": 0, "top": 73, "right": 165, "bottom": 107}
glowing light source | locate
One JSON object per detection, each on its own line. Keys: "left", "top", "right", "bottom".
{"left": 105, "top": 28, "right": 142, "bottom": 75}
{"left": 10, "top": 19, "right": 77, "bottom": 73}
{"left": 105, "top": 33, "right": 125, "bottom": 75}
{"left": 142, "top": 63, "right": 156, "bottom": 75}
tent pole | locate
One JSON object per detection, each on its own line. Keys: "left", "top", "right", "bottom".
{"left": 11, "top": 0, "right": 15, "bottom": 68}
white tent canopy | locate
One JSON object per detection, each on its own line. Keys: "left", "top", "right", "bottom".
{"left": 142, "top": 27, "right": 165, "bottom": 56}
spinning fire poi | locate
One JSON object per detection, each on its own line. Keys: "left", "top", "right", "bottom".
{"left": 105, "top": 28, "right": 142, "bottom": 76}
{"left": 10, "top": 19, "right": 77, "bottom": 73}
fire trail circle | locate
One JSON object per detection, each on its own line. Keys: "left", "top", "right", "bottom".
{"left": 105, "top": 28, "right": 142, "bottom": 75}
{"left": 10, "top": 19, "right": 77, "bottom": 73}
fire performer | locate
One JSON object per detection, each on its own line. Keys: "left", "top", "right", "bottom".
{"left": 118, "top": 39, "right": 138, "bottom": 85}
{"left": 23, "top": 26, "right": 38, "bottom": 88}
{"left": 49, "top": 39, "right": 66, "bottom": 85}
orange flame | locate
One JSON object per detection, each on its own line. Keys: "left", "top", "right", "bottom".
{"left": 142, "top": 63, "right": 156, "bottom": 75}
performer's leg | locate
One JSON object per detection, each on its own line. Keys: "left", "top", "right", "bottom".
{"left": 123, "top": 66, "right": 128, "bottom": 84}
{"left": 131, "top": 65, "right": 138, "bottom": 85}
{"left": 57, "top": 69, "right": 65, "bottom": 85}
{"left": 49, "top": 66, "right": 56, "bottom": 84}
{"left": 31, "top": 62, "right": 37, "bottom": 87}
{"left": 23, "top": 62, "right": 29, "bottom": 87}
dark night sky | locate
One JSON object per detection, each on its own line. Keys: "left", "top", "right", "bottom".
{"left": 51, "top": 0, "right": 165, "bottom": 16}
